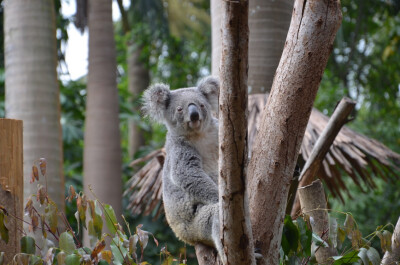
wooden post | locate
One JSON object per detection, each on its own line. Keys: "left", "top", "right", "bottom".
{"left": 0, "top": 119, "right": 23, "bottom": 261}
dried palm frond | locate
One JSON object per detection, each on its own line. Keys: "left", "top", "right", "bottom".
{"left": 125, "top": 94, "right": 400, "bottom": 216}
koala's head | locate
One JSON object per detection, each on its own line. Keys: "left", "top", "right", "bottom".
{"left": 142, "top": 76, "right": 219, "bottom": 136}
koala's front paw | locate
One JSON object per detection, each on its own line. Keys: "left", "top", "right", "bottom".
{"left": 254, "top": 253, "right": 263, "bottom": 260}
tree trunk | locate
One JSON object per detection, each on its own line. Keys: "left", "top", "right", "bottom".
{"left": 248, "top": 0, "right": 293, "bottom": 94}
{"left": 218, "top": 1, "right": 255, "bottom": 264}
{"left": 4, "top": 0, "right": 64, "bottom": 246}
{"left": 127, "top": 46, "right": 149, "bottom": 158}
{"left": 212, "top": 0, "right": 294, "bottom": 93}
{"left": 84, "top": 0, "right": 122, "bottom": 242}
{"left": 247, "top": 1, "right": 342, "bottom": 264}
{"left": 298, "top": 180, "right": 338, "bottom": 264}
{"left": 211, "top": 0, "right": 222, "bottom": 76}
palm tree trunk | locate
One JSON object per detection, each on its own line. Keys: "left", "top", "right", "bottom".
{"left": 212, "top": 0, "right": 293, "bottom": 94}
{"left": 4, "top": 0, "right": 64, "bottom": 244}
{"left": 84, "top": 0, "right": 122, "bottom": 239}
{"left": 127, "top": 46, "right": 149, "bottom": 158}
{"left": 248, "top": 0, "right": 293, "bottom": 94}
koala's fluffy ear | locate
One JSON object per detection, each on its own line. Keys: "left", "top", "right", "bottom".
{"left": 142, "top": 83, "right": 171, "bottom": 123}
{"left": 197, "top": 76, "right": 219, "bottom": 114}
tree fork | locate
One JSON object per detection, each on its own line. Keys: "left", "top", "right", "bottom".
{"left": 247, "top": 0, "right": 342, "bottom": 264}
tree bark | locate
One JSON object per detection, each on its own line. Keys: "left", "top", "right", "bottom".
{"left": 247, "top": 0, "right": 342, "bottom": 264}
{"left": 298, "top": 180, "right": 338, "bottom": 264}
{"left": 4, "top": 0, "right": 64, "bottom": 247}
{"left": 381, "top": 217, "right": 400, "bottom": 265}
{"left": 127, "top": 46, "right": 149, "bottom": 158}
{"left": 84, "top": 0, "right": 122, "bottom": 244}
{"left": 0, "top": 119, "right": 23, "bottom": 263}
{"left": 211, "top": 0, "right": 222, "bottom": 76}
{"left": 291, "top": 97, "right": 356, "bottom": 217}
{"left": 218, "top": 1, "right": 255, "bottom": 264}
{"left": 248, "top": 0, "right": 293, "bottom": 94}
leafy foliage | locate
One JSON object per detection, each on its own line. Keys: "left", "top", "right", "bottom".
{"left": 0, "top": 161, "right": 187, "bottom": 265}
{"left": 279, "top": 214, "right": 395, "bottom": 265}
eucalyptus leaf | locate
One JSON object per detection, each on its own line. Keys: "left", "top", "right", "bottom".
{"left": 103, "top": 204, "right": 118, "bottom": 235}
{"left": 21, "top": 236, "right": 36, "bottom": 254}
{"left": 366, "top": 247, "right": 380, "bottom": 265}
{"left": 65, "top": 254, "right": 80, "bottom": 265}
{"left": 59, "top": 232, "right": 76, "bottom": 254}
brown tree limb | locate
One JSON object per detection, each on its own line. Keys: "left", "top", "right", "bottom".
{"left": 218, "top": 0, "right": 255, "bottom": 264}
{"left": 247, "top": 0, "right": 342, "bottom": 264}
{"left": 291, "top": 97, "right": 356, "bottom": 217}
{"left": 298, "top": 180, "right": 337, "bottom": 264}
{"left": 381, "top": 217, "right": 400, "bottom": 265}
{"left": 116, "top": 0, "right": 130, "bottom": 33}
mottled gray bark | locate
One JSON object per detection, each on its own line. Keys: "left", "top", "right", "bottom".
{"left": 247, "top": 1, "right": 342, "bottom": 264}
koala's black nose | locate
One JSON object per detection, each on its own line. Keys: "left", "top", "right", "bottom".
{"left": 188, "top": 104, "right": 200, "bottom": 121}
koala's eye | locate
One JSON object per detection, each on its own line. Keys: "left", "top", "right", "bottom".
{"left": 200, "top": 104, "right": 205, "bottom": 108}
{"left": 177, "top": 106, "right": 183, "bottom": 112}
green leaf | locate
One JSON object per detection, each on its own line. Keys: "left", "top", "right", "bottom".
{"left": 98, "top": 260, "right": 109, "bottom": 265}
{"left": 332, "top": 250, "right": 360, "bottom": 265}
{"left": 59, "top": 232, "right": 76, "bottom": 254}
{"left": 110, "top": 234, "right": 128, "bottom": 265}
{"left": 88, "top": 200, "right": 103, "bottom": 241}
{"left": 103, "top": 204, "right": 118, "bottom": 235}
{"left": 358, "top": 248, "right": 369, "bottom": 265}
{"left": 296, "top": 217, "right": 312, "bottom": 256}
{"left": 65, "top": 254, "right": 80, "bottom": 265}
{"left": 29, "top": 255, "right": 43, "bottom": 265}
{"left": 281, "top": 215, "right": 300, "bottom": 255}
{"left": 21, "top": 236, "right": 36, "bottom": 254}
{"left": 0, "top": 210, "right": 9, "bottom": 244}
{"left": 45, "top": 202, "right": 58, "bottom": 234}
{"left": 366, "top": 247, "right": 380, "bottom": 265}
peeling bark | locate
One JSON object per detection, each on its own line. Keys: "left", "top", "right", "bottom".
{"left": 247, "top": 0, "right": 342, "bottom": 264}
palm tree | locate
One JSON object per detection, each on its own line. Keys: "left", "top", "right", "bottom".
{"left": 83, "top": 0, "right": 122, "bottom": 232}
{"left": 4, "top": 0, "right": 64, "bottom": 242}
{"left": 211, "top": 0, "right": 293, "bottom": 94}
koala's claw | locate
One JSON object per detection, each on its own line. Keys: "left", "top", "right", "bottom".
{"left": 254, "top": 253, "right": 263, "bottom": 260}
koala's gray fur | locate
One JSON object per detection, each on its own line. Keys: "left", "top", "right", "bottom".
{"left": 142, "top": 76, "right": 225, "bottom": 262}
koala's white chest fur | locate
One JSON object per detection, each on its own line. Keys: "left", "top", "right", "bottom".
{"left": 191, "top": 120, "right": 219, "bottom": 182}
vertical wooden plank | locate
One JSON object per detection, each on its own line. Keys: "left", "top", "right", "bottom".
{"left": 0, "top": 118, "right": 23, "bottom": 261}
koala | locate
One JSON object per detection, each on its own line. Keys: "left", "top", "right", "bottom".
{"left": 142, "top": 76, "right": 225, "bottom": 262}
